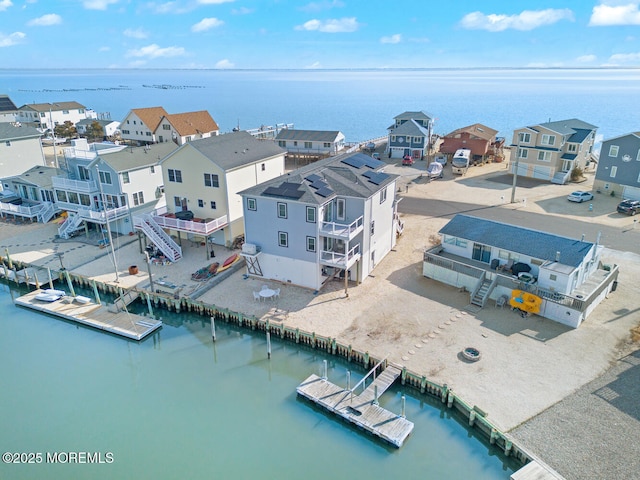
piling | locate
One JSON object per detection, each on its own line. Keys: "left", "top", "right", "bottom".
{"left": 211, "top": 316, "right": 216, "bottom": 341}
{"left": 267, "top": 331, "right": 271, "bottom": 359}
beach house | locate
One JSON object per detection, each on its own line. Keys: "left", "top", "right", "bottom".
{"left": 387, "top": 111, "right": 434, "bottom": 160}
{"left": 593, "top": 132, "right": 640, "bottom": 200}
{"left": 0, "top": 165, "right": 61, "bottom": 223}
{"left": 75, "top": 118, "right": 121, "bottom": 139}
{"left": 438, "top": 123, "right": 505, "bottom": 164}
{"left": 275, "top": 129, "right": 346, "bottom": 157}
{"left": 239, "top": 152, "right": 400, "bottom": 292}
{"left": 510, "top": 118, "right": 597, "bottom": 184}
{"left": 17, "top": 101, "right": 96, "bottom": 132}
{"left": 0, "top": 122, "right": 46, "bottom": 181}
{"left": 0, "top": 95, "right": 19, "bottom": 123}
{"left": 422, "top": 214, "right": 617, "bottom": 327}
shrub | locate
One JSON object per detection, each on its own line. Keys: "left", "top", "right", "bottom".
{"left": 570, "top": 166, "right": 584, "bottom": 181}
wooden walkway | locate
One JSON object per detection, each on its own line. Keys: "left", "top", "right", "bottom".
{"left": 296, "top": 364, "right": 414, "bottom": 447}
{"left": 15, "top": 290, "right": 161, "bottom": 341}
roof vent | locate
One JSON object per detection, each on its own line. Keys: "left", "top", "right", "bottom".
{"left": 555, "top": 251, "right": 561, "bottom": 262}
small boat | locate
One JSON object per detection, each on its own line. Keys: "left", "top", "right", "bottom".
{"left": 217, "top": 253, "right": 241, "bottom": 273}
{"left": 34, "top": 289, "right": 65, "bottom": 302}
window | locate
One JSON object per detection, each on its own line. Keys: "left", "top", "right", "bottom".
{"left": 391, "top": 135, "right": 396, "bottom": 142}
{"left": 278, "top": 231, "right": 288, "bottom": 247}
{"left": 518, "top": 132, "right": 531, "bottom": 143}
{"left": 62, "top": 110, "right": 69, "bottom": 114}
{"left": 306, "top": 236, "right": 316, "bottom": 252}
{"left": 122, "top": 172, "right": 130, "bottom": 184}
{"left": 198, "top": 199, "right": 204, "bottom": 208}
{"left": 380, "top": 188, "right": 387, "bottom": 204}
{"left": 306, "top": 206, "right": 316, "bottom": 223}
{"left": 146, "top": 132, "right": 152, "bottom": 136}
{"left": 610, "top": 166, "right": 617, "bottom": 178}
{"left": 247, "top": 198, "right": 256, "bottom": 211}
{"left": 323, "top": 142, "right": 331, "bottom": 148}
{"left": 121, "top": 129, "right": 130, "bottom": 134}
{"left": 498, "top": 250, "right": 519, "bottom": 262}
{"left": 370, "top": 220, "right": 375, "bottom": 235}
{"left": 204, "top": 173, "right": 219, "bottom": 188}
{"left": 277, "top": 202, "right": 287, "bottom": 218}
{"left": 127, "top": 120, "right": 130, "bottom": 124}
{"left": 293, "top": 141, "right": 298, "bottom": 146}
{"left": 5, "top": 141, "right": 10, "bottom": 147}
{"left": 79, "top": 194, "right": 91, "bottom": 206}
{"left": 78, "top": 166, "right": 90, "bottom": 181}
{"left": 99, "top": 171, "right": 112, "bottom": 184}
{"left": 304, "top": 142, "right": 312, "bottom": 149}
{"left": 163, "top": 124, "right": 171, "bottom": 130}
{"left": 56, "top": 190, "right": 67, "bottom": 202}
{"left": 567, "top": 144, "right": 577, "bottom": 153}
{"left": 40, "top": 112, "right": 45, "bottom": 117}
{"left": 609, "top": 145, "right": 619, "bottom": 157}
{"left": 637, "top": 149, "right": 640, "bottom": 161}
{"left": 541, "top": 134, "right": 555, "bottom": 146}
{"left": 210, "top": 201, "right": 216, "bottom": 209}
{"left": 68, "top": 192, "right": 79, "bottom": 204}
{"left": 278, "top": 140, "right": 286, "bottom": 147}
{"left": 518, "top": 148, "right": 528, "bottom": 159}
{"left": 150, "top": 166, "right": 155, "bottom": 174}
{"left": 133, "top": 120, "right": 137, "bottom": 125}
{"left": 336, "top": 198, "right": 345, "bottom": 220}
{"left": 261, "top": 163, "right": 265, "bottom": 171}
{"left": 133, "top": 191, "right": 144, "bottom": 206}
{"left": 168, "top": 169, "right": 182, "bottom": 183}
{"left": 537, "top": 151, "right": 551, "bottom": 162}
{"left": 174, "top": 196, "right": 181, "bottom": 207}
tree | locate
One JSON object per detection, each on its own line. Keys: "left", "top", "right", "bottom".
{"left": 85, "top": 121, "right": 105, "bottom": 141}
{"left": 54, "top": 121, "right": 77, "bottom": 139}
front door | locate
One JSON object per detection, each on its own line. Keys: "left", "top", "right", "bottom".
{"left": 472, "top": 243, "right": 491, "bottom": 263}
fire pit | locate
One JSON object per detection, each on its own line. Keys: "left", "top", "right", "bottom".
{"left": 462, "top": 347, "right": 481, "bottom": 362}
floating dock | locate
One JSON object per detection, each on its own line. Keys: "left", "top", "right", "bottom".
{"left": 296, "top": 363, "right": 414, "bottom": 447}
{"left": 15, "top": 290, "right": 161, "bottom": 341}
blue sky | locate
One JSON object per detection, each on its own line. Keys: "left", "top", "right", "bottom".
{"left": 1, "top": 0, "right": 640, "bottom": 69}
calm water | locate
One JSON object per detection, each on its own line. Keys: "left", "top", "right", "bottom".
{"left": 1, "top": 68, "right": 639, "bottom": 146}
{"left": 0, "top": 283, "right": 517, "bottom": 479}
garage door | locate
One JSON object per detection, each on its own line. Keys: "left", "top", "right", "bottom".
{"left": 531, "top": 166, "right": 551, "bottom": 180}
{"left": 623, "top": 186, "right": 640, "bottom": 201}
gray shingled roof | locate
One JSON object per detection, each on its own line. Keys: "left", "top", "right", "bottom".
{"left": 96, "top": 142, "right": 178, "bottom": 173}
{"left": 537, "top": 118, "right": 597, "bottom": 136}
{"left": 275, "top": 129, "right": 343, "bottom": 142}
{"left": 0, "top": 122, "right": 42, "bottom": 141}
{"left": 170, "top": 131, "right": 286, "bottom": 171}
{"left": 4, "top": 165, "right": 62, "bottom": 188}
{"left": 394, "top": 111, "right": 433, "bottom": 122}
{"left": 240, "top": 152, "right": 397, "bottom": 204}
{"left": 439, "top": 214, "right": 594, "bottom": 268}
{"left": 390, "top": 119, "right": 429, "bottom": 136}
{"left": 76, "top": 118, "right": 118, "bottom": 127}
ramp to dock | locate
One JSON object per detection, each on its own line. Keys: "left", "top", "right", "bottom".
{"left": 296, "top": 363, "right": 413, "bottom": 448}
{"left": 108, "top": 289, "right": 140, "bottom": 313}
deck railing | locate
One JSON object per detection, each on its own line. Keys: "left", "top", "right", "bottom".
{"left": 320, "top": 216, "right": 364, "bottom": 240}
{"left": 52, "top": 176, "right": 98, "bottom": 193}
{"left": 150, "top": 206, "right": 228, "bottom": 235}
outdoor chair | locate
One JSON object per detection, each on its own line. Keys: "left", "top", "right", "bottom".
{"left": 496, "top": 295, "right": 508, "bottom": 309}
{"left": 274, "top": 288, "right": 280, "bottom": 299}
{"left": 253, "top": 291, "right": 261, "bottom": 302}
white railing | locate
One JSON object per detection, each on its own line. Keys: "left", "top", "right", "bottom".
{"left": 52, "top": 176, "right": 98, "bottom": 193}
{"left": 134, "top": 214, "right": 182, "bottom": 262}
{"left": 77, "top": 205, "right": 129, "bottom": 222}
{"left": 320, "top": 243, "right": 361, "bottom": 268}
{"left": 37, "top": 202, "right": 57, "bottom": 223}
{"left": 150, "top": 206, "right": 228, "bottom": 235}
{"left": 319, "top": 216, "right": 364, "bottom": 240}
{"left": 0, "top": 201, "right": 44, "bottom": 217}
{"left": 58, "top": 213, "right": 83, "bottom": 238}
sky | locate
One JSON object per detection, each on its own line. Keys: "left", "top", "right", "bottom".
{"left": 0, "top": 0, "right": 639, "bottom": 69}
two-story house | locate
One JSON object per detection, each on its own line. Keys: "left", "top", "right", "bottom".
{"left": 439, "top": 123, "right": 504, "bottom": 164}
{"left": 76, "top": 118, "right": 121, "bottom": 139}
{"left": 275, "top": 129, "right": 345, "bottom": 157}
{"left": 0, "top": 95, "right": 19, "bottom": 123}
{"left": 0, "top": 165, "right": 61, "bottom": 223}
{"left": 17, "top": 101, "right": 96, "bottom": 132}
{"left": 140, "top": 131, "right": 286, "bottom": 262}
{"left": 239, "top": 152, "right": 400, "bottom": 292}
{"left": 593, "top": 132, "right": 640, "bottom": 200}
{"left": 120, "top": 107, "right": 219, "bottom": 146}
{"left": 54, "top": 138, "right": 172, "bottom": 239}
{"left": 510, "top": 118, "right": 597, "bottom": 184}
{"left": 0, "top": 122, "right": 46, "bottom": 181}
{"left": 387, "top": 111, "right": 434, "bottom": 160}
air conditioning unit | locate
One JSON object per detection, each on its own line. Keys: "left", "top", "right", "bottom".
{"left": 242, "top": 243, "right": 257, "bottom": 255}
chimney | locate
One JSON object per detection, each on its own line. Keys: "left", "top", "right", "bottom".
{"left": 555, "top": 251, "right": 561, "bottom": 262}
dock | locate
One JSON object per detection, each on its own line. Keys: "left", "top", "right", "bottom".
{"left": 14, "top": 290, "right": 161, "bottom": 341}
{"left": 296, "top": 363, "right": 414, "bottom": 448}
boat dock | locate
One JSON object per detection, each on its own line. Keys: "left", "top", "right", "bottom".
{"left": 14, "top": 290, "right": 161, "bottom": 341}
{"left": 296, "top": 363, "right": 414, "bottom": 448}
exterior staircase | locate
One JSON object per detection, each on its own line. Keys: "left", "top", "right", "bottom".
{"left": 469, "top": 273, "right": 498, "bottom": 309}
{"left": 37, "top": 201, "right": 57, "bottom": 224}
{"left": 551, "top": 170, "right": 570, "bottom": 185}
{"left": 134, "top": 214, "right": 182, "bottom": 263}
{"left": 58, "top": 212, "right": 83, "bottom": 239}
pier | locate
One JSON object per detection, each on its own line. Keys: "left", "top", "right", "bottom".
{"left": 296, "top": 362, "right": 414, "bottom": 448}
{"left": 14, "top": 290, "right": 161, "bottom": 341}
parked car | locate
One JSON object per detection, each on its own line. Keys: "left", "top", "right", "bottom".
{"left": 567, "top": 191, "right": 594, "bottom": 203}
{"left": 426, "top": 162, "right": 443, "bottom": 179}
{"left": 434, "top": 154, "right": 448, "bottom": 166}
{"left": 402, "top": 155, "right": 414, "bottom": 166}
{"left": 617, "top": 199, "right": 640, "bottom": 215}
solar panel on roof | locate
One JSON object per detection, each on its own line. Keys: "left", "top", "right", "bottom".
{"left": 341, "top": 156, "right": 366, "bottom": 169}
{"left": 362, "top": 157, "right": 385, "bottom": 169}
{"left": 315, "top": 186, "right": 334, "bottom": 198}
{"left": 362, "top": 171, "right": 374, "bottom": 179}
{"left": 310, "top": 179, "right": 328, "bottom": 190}
{"left": 305, "top": 173, "right": 323, "bottom": 183}
{"left": 364, "top": 172, "right": 389, "bottom": 185}
{"left": 263, "top": 182, "right": 305, "bottom": 199}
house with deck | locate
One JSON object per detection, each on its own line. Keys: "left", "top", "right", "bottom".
{"left": 239, "top": 152, "right": 400, "bottom": 292}
{"left": 0, "top": 123, "right": 45, "bottom": 182}
{"left": 387, "top": 111, "right": 434, "bottom": 160}
{"left": 423, "top": 214, "right": 617, "bottom": 328}
{"left": 439, "top": 123, "right": 504, "bottom": 164}
{"left": 510, "top": 118, "right": 597, "bottom": 184}
{"left": 140, "top": 131, "right": 286, "bottom": 262}
{"left": 593, "top": 132, "right": 640, "bottom": 200}
{"left": 76, "top": 118, "right": 121, "bottom": 139}
{"left": 275, "top": 129, "right": 346, "bottom": 157}
{"left": 0, "top": 165, "right": 61, "bottom": 223}
{"left": 17, "top": 101, "right": 96, "bottom": 132}
{"left": 53, "top": 138, "right": 172, "bottom": 239}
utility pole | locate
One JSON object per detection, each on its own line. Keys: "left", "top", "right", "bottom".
{"left": 510, "top": 140, "right": 520, "bottom": 203}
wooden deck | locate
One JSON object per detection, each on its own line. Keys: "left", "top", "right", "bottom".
{"left": 15, "top": 290, "right": 161, "bottom": 341}
{"left": 296, "top": 364, "right": 413, "bottom": 448}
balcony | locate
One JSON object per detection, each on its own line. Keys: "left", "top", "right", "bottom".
{"left": 52, "top": 176, "right": 98, "bottom": 194}
{"left": 77, "top": 206, "right": 130, "bottom": 223}
{"left": 0, "top": 200, "right": 44, "bottom": 218}
{"left": 319, "top": 215, "right": 364, "bottom": 241}
{"left": 150, "top": 205, "right": 228, "bottom": 236}
{"left": 320, "top": 243, "right": 361, "bottom": 269}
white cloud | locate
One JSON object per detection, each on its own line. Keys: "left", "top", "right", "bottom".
{"left": 99, "top": 46, "right": 110, "bottom": 52}
{"left": 460, "top": 9, "right": 574, "bottom": 32}
{"left": 295, "top": 17, "right": 359, "bottom": 33}
{"left": 198, "top": 0, "right": 234, "bottom": 4}
{"left": 608, "top": 51, "right": 640, "bottom": 63}
{"left": 215, "top": 59, "right": 234, "bottom": 68}
{"left": 300, "top": 0, "right": 344, "bottom": 13}
{"left": 191, "top": 17, "right": 224, "bottom": 32}
{"left": 380, "top": 34, "right": 401, "bottom": 44}
{"left": 231, "top": 7, "right": 253, "bottom": 14}
{"left": 126, "top": 43, "right": 186, "bottom": 59}
{"left": 27, "top": 14, "right": 62, "bottom": 26}
{"left": 576, "top": 54, "right": 597, "bottom": 63}
{"left": 0, "top": 31, "right": 25, "bottom": 47}
{"left": 589, "top": 2, "right": 640, "bottom": 26}
{"left": 0, "top": 0, "right": 13, "bottom": 12}
{"left": 123, "top": 28, "right": 148, "bottom": 39}
{"left": 83, "top": 0, "right": 118, "bottom": 10}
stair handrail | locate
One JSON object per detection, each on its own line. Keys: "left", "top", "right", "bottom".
{"left": 134, "top": 214, "right": 182, "bottom": 262}
{"left": 469, "top": 271, "right": 486, "bottom": 303}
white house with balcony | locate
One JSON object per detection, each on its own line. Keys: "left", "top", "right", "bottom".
{"left": 0, "top": 165, "right": 61, "bottom": 223}
{"left": 275, "top": 129, "right": 346, "bottom": 157}
{"left": 17, "top": 101, "right": 96, "bottom": 132}
{"left": 239, "top": 152, "right": 400, "bottom": 291}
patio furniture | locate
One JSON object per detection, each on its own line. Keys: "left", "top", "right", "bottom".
{"left": 259, "top": 288, "right": 276, "bottom": 300}
{"left": 274, "top": 288, "right": 280, "bottom": 299}
{"left": 253, "top": 291, "right": 261, "bottom": 302}
{"left": 495, "top": 295, "right": 508, "bottom": 309}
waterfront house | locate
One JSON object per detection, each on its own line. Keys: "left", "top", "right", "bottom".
{"left": 510, "top": 118, "right": 597, "bottom": 184}
{"left": 0, "top": 165, "right": 61, "bottom": 223}
{"left": 593, "top": 132, "right": 640, "bottom": 200}
{"left": 0, "top": 122, "right": 46, "bottom": 181}
{"left": 0, "top": 95, "right": 19, "bottom": 123}
{"left": 76, "top": 118, "right": 121, "bottom": 139}
{"left": 17, "top": 101, "right": 96, "bottom": 132}
{"left": 53, "top": 138, "right": 172, "bottom": 238}
{"left": 144, "top": 131, "right": 286, "bottom": 261}
{"left": 239, "top": 152, "right": 400, "bottom": 291}
{"left": 439, "top": 123, "right": 504, "bottom": 164}
{"left": 119, "top": 107, "right": 219, "bottom": 146}
{"left": 387, "top": 111, "right": 434, "bottom": 160}
{"left": 423, "top": 214, "right": 616, "bottom": 328}
{"left": 275, "top": 129, "right": 346, "bottom": 157}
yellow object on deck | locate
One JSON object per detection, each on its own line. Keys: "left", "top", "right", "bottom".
{"left": 509, "top": 289, "right": 542, "bottom": 314}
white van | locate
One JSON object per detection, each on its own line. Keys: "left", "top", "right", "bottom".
{"left": 451, "top": 148, "right": 471, "bottom": 175}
